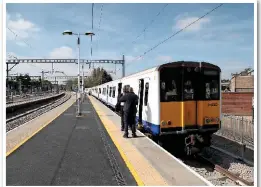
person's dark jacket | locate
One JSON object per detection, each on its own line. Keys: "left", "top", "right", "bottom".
{"left": 116, "top": 93, "right": 123, "bottom": 112}
{"left": 119, "top": 92, "right": 139, "bottom": 114}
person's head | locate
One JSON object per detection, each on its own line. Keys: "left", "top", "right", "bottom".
{"left": 129, "top": 87, "right": 134, "bottom": 93}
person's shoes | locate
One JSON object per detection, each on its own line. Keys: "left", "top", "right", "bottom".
{"left": 123, "top": 134, "right": 128, "bottom": 138}
{"left": 132, "top": 134, "right": 137, "bottom": 138}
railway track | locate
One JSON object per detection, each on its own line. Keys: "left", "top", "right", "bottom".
{"left": 186, "top": 154, "right": 254, "bottom": 186}
{"left": 6, "top": 93, "right": 72, "bottom": 133}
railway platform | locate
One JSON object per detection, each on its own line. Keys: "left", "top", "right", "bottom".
{"left": 6, "top": 95, "right": 212, "bottom": 186}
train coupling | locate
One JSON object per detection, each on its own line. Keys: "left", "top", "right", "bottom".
{"left": 185, "top": 134, "right": 201, "bottom": 156}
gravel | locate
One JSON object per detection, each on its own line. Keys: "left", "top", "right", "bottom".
{"left": 182, "top": 157, "right": 238, "bottom": 186}
{"left": 202, "top": 147, "right": 254, "bottom": 184}
{"left": 6, "top": 93, "right": 71, "bottom": 132}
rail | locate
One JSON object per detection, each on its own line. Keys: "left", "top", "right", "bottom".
{"left": 198, "top": 155, "right": 254, "bottom": 186}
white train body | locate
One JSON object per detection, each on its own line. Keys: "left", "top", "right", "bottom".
{"left": 89, "top": 67, "right": 161, "bottom": 136}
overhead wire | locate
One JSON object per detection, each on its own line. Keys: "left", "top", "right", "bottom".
{"left": 6, "top": 28, "right": 50, "bottom": 72}
{"left": 95, "top": 4, "right": 104, "bottom": 55}
{"left": 7, "top": 27, "right": 32, "bottom": 49}
{"left": 6, "top": 8, "right": 49, "bottom": 73}
{"left": 132, "top": 3, "right": 169, "bottom": 45}
{"left": 117, "top": 3, "right": 169, "bottom": 75}
{"left": 116, "top": 3, "right": 224, "bottom": 74}
{"left": 120, "top": 3, "right": 169, "bottom": 57}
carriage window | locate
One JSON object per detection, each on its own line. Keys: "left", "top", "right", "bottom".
{"left": 109, "top": 87, "right": 112, "bottom": 97}
{"left": 99, "top": 88, "right": 101, "bottom": 94}
{"left": 112, "top": 87, "right": 116, "bottom": 98}
{"left": 144, "top": 83, "right": 149, "bottom": 106}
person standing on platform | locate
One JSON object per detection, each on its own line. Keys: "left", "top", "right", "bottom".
{"left": 119, "top": 87, "right": 139, "bottom": 138}
{"left": 116, "top": 86, "right": 128, "bottom": 131}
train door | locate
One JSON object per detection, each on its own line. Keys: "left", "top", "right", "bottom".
{"left": 137, "top": 79, "right": 144, "bottom": 125}
{"left": 142, "top": 80, "right": 150, "bottom": 127}
{"left": 197, "top": 64, "right": 221, "bottom": 129}
{"left": 182, "top": 66, "right": 199, "bottom": 129}
{"left": 117, "top": 83, "right": 122, "bottom": 99}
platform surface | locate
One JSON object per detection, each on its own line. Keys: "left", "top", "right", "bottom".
{"left": 6, "top": 98, "right": 137, "bottom": 186}
{"left": 89, "top": 96, "right": 212, "bottom": 186}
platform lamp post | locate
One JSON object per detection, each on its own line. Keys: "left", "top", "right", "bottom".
{"left": 62, "top": 30, "right": 95, "bottom": 116}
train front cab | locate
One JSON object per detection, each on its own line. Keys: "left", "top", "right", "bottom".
{"left": 158, "top": 62, "right": 221, "bottom": 154}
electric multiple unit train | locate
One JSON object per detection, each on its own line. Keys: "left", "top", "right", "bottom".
{"left": 87, "top": 61, "right": 221, "bottom": 155}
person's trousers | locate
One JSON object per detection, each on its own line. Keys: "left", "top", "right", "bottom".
{"left": 120, "top": 108, "right": 124, "bottom": 130}
{"left": 123, "top": 112, "right": 136, "bottom": 136}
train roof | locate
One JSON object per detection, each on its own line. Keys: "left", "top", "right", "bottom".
{"left": 89, "top": 61, "right": 221, "bottom": 88}
{"left": 122, "top": 61, "right": 221, "bottom": 79}
{"left": 157, "top": 61, "right": 221, "bottom": 71}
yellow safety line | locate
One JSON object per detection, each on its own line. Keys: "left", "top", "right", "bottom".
{"left": 90, "top": 98, "right": 144, "bottom": 186}
{"left": 6, "top": 99, "right": 75, "bottom": 157}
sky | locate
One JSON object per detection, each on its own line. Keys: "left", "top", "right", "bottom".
{"left": 6, "top": 3, "right": 254, "bottom": 82}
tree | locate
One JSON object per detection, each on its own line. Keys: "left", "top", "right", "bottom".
{"left": 65, "top": 67, "right": 113, "bottom": 89}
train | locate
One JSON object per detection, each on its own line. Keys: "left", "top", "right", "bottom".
{"left": 86, "top": 61, "right": 221, "bottom": 155}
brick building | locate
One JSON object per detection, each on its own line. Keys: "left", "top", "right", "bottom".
{"left": 221, "top": 69, "right": 254, "bottom": 92}
{"left": 229, "top": 69, "right": 254, "bottom": 92}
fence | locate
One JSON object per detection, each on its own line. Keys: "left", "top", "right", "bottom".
{"left": 217, "top": 114, "right": 254, "bottom": 149}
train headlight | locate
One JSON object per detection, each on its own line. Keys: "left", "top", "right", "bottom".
{"left": 161, "top": 121, "right": 167, "bottom": 126}
{"left": 167, "top": 120, "right": 171, "bottom": 125}
{"left": 205, "top": 117, "right": 219, "bottom": 124}
{"left": 205, "top": 118, "right": 210, "bottom": 124}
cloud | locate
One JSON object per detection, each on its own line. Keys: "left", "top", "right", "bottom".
{"left": 173, "top": 16, "right": 210, "bottom": 32}
{"left": 6, "top": 12, "right": 40, "bottom": 43}
{"left": 156, "top": 55, "right": 172, "bottom": 62}
{"left": 48, "top": 46, "right": 75, "bottom": 59}
{"left": 16, "top": 42, "right": 27, "bottom": 47}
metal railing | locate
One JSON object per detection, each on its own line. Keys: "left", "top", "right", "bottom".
{"left": 217, "top": 114, "right": 254, "bottom": 149}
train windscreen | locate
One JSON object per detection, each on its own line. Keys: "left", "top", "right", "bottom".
{"left": 160, "top": 66, "right": 220, "bottom": 102}
{"left": 160, "top": 67, "right": 182, "bottom": 102}
{"left": 202, "top": 69, "right": 220, "bottom": 100}
{"left": 160, "top": 67, "right": 199, "bottom": 102}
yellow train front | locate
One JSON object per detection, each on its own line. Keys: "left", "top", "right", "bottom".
{"left": 158, "top": 61, "right": 221, "bottom": 155}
